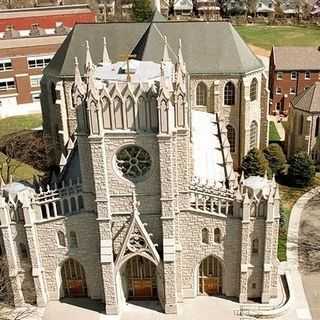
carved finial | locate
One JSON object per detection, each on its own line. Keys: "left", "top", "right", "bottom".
{"left": 102, "top": 37, "right": 111, "bottom": 64}
{"left": 85, "top": 40, "right": 93, "bottom": 73}
{"left": 9, "top": 175, "right": 13, "bottom": 184}
{"left": 243, "top": 188, "right": 250, "bottom": 204}
{"left": 240, "top": 171, "right": 245, "bottom": 184}
{"left": 74, "top": 56, "right": 83, "bottom": 86}
{"left": 162, "top": 35, "right": 171, "bottom": 63}
{"left": 178, "top": 38, "right": 184, "bottom": 66}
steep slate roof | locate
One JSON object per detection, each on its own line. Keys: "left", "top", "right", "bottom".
{"left": 45, "top": 21, "right": 263, "bottom": 78}
{"left": 292, "top": 82, "right": 320, "bottom": 113}
{"left": 272, "top": 46, "right": 320, "bottom": 71}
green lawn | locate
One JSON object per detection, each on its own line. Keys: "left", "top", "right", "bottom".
{"left": 235, "top": 25, "right": 320, "bottom": 50}
{"left": 0, "top": 114, "right": 43, "bottom": 182}
{"left": 0, "top": 114, "right": 42, "bottom": 138}
{"left": 269, "top": 121, "right": 281, "bottom": 142}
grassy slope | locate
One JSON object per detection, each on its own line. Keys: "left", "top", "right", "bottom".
{"left": 0, "top": 114, "right": 43, "bottom": 182}
{"left": 235, "top": 25, "right": 320, "bottom": 50}
{"left": 269, "top": 121, "right": 281, "bottom": 142}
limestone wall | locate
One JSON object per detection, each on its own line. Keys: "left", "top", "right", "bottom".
{"left": 35, "top": 212, "right": 102, "bottom": 300}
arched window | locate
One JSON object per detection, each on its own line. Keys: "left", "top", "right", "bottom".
{"left": 19, "top": 243, "right": 28, "bottom": 259}
{"left": 63, "top": 199, "right": 70, "bottom": 215}
{"left": 102, "top": 97, "right": 112, "bottom": 129}
{"left": 57, "top": 231, "right": 66, "bottom": 247}
{"left": 69, "top": 231, "right": 78, "bottom": 248}
{"left": 214, "top": 228, "right": 221, "bottom": 243}
{"left": 125, "top": 96, "right": 135, "bottom": 130}
{"left": 114, "top": 96, "right": 123, "bottom": 129}
{"left": 250, "top": 121, "right": 258, "bottom": 149}
{"left": 41, "top": 205, "right": 47, "bottom": 219}
{"left": 252, "top": 239, "right": 259, "bottom": 255}
{"left": 78, "top": 195, "right": 84, "bottom": 210}
{"left": 201, "top": 228, "right": 209, "bottom": 244}
{"left": 250, "top": 78, "right": 258, "bottom": 101}
{"left": 70, "top": 197, "right": 77, "bottom": 213}
{"left": 138, "top": 96, "right": 148, "bottom": 130}
{"left": 224, "top": 81, "right": 235, "bottom": 105}
{"left": 226, "top": 125, "right": 236, "bottom": 153}
{"left": 315, "top": 117, "right": 320, "bottom": 137}
{"left": 299, "top": 114, "right": 304, "bottom": 135}
{"left": 196, "top": 82, "right": 207, "bottom": 106}
{"left": 150, "top": 96, "right": 158, "bottom": 132}
{"left": 250, "top": 204, "right": 256, "bottom": 217}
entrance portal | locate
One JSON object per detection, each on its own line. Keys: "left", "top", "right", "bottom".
{"left": 199, "top": 256, "right": 222, "bottom": 296}
{"left": 126, "top": 256, "right": 157, "bottom": 299}
{"left": 61, "top": 258, "right": 87, "bottom": 297}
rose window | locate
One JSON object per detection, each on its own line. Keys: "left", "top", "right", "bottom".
{"left": 116, "top": 146, "right": 151, "bottom": 180}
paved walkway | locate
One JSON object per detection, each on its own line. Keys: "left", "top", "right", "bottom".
{"left": 298, "top": 193, "right": 320, "bottom": 320}
{"left": 286, "top": 187, "right": 320, "bottom": 320}
{"left": 42, "top": 297, "right": 240, "bottom": 320}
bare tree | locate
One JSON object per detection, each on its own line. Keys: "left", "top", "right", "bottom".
{"left": 0, "top": 140, "right": 21, "bottom": 184}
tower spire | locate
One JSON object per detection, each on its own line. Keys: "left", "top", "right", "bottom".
{"left": 102, "top": 37, "right": 111, "bottom": 64}
{"left": 85, "top": 40, "right": 93, "bottom": 74}
{"left": 162, "top": 35, "right": 171, "bottom": 63}
{"left": 178, "top": 38, "right": 184, "bottom": 66}
{"left": 74, "top": 56, "right": 82, "bottom": 86}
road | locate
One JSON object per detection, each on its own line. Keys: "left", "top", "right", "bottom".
{"left": 299, "top": 195, "right": 320, "bottom": 320}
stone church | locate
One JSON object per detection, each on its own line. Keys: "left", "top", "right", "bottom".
{"left": 0, "top": 16, "right": 280, "bottom": 317}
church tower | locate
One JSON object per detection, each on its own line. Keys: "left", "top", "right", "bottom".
{"left": 72, "top": 36, "right": 190, "bottom": 314}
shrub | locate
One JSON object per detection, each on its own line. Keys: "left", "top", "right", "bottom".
{"left": 264, "top": 143, "right": 286, "bottom": 175}
{"left": 287, "top": 151, "right": 315, "bottom": 187}
{"left": 241, "top": 148, "right": 269, "bottom": 178}
{"left": 132, "top": 0, "right": 152, "bottom": 22}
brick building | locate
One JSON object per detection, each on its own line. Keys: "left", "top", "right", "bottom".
{"left": 269, "top": 46, "right": 320, "bottom": 116}
{"left": 0, "top": 5, "right": 96, "bottom": 116}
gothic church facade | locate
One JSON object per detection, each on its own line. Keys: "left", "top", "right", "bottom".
{"left": 0, "top": 19, "right": 279, "bottom": 316}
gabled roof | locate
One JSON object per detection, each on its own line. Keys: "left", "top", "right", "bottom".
{"left": 272, "top": 46, "right": 320, "bottom": 71}
{"left": 44, "top": 21, "right": 263, "bottom": 78}
{"left": 292, "top": 82, "right": 320, "bottom": 113}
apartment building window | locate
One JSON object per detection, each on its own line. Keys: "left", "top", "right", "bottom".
{"left": 32, "top": 92, "right": 41, "bottom": 102}
{"left": 0, "top": 59, "right": 12, "bottom": 71}
{"left": 305, "top": 71, "right": 311, "bottom": 80}
{"left": 290, "top": 87, "right": 296, "bottom": 95}
{"left": 27, "top": 55, "right": 52, "bottom": 69}
{"left": 291, "top": 71, "right": 297, "bottom": 80}
{"left": 276, "top": 72, "right": 283, "bottom": 80}
{"left": 30, "top": 75, "right": 42, "bottom": 87}
{"left": 276, "top": 87, "right": 282, "bottom": 95}
{"left": 0, "top": 78, "right": 15, "bottom": 91}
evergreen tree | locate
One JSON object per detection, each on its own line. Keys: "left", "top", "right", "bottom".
{"left": 241, "top": 148, "right": 269, "bottom": 178}
{"left": 132, "top": 0, "right": 153, "bottom": 22}
{"left": 287, "top": 152, "right": 315, "bottom": 187}
{"left": 264, "top": 143, "right": 286, "bottom": 176}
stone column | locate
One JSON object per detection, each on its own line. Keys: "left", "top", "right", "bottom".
{"left": 88, "top": 137, "right": 118, "bottom": 315}
{"left": 0, "top": 197, "right": 24, "bottom": 306}
{"left": 23, "top": 197, "right": 48, "bottom": 306}
{"left": 239, "top": 192, "right": 250, "bottom": 303}
{"left": 158, "top": 135, "right": 177, "bottom": 314}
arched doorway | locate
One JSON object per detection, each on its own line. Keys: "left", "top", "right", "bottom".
{"left": 198, "top": 256, "right": 223, "bottom": 296}
{"left": 61, "top": 258, "right": 87, "bottom": 297}
{"left": 120, "top": 255, "right": 158, "bottom": 300}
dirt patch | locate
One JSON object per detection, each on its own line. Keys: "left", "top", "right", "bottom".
{"left": 249, "top": 45, "right": 270, "bottom": 57}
